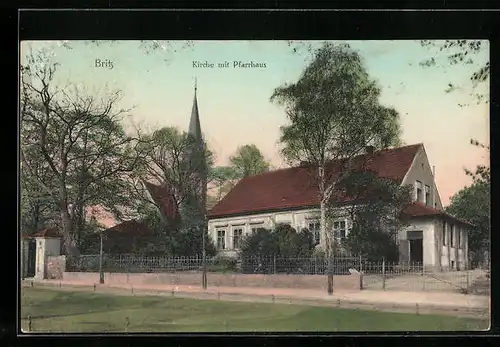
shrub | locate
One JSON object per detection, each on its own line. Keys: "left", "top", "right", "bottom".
{"left": 239, "top": 223, "right": 315, "bottom": 259}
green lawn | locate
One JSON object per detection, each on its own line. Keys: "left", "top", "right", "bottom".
{"left": 20, "top": 287, "right": 488, "bottom": 332}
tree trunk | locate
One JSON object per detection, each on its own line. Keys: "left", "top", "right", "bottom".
{"left": 60, "top": 204, "right": 80, "bottom": 258}
{"left": 318, "top": 166, "right": 333, "bottom": 295}
{"left": 322, "top": 199, "right": 334, "bottom": 294}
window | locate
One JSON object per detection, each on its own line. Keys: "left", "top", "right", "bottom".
{"left": 250, "top": 223, "right": 264, "bottom": 234}
{"left": 216, "top": 229, "right": 226, "bottom": 250}
{"left": 308, "top": 222, "right": 321, "bottom": 245}
{"left": 416, "top": 181, "right": 423, "bottom": 202}
{"left": 442, "top": 221, "right": 447, "bottom": 246}
{"left": 457, "top": 227, "right": 461, "bottom": 249}
{"left": 450, "top": 224, "right": 455, "bottom": 248}
{"left": 333, "top": 221, "right": 346, "bottom": 242}
{"left": 232, "top": 228, "right": 243, "bottom": 249}
{"left": 425, "top": 185, "right": 431, "bottom": 206}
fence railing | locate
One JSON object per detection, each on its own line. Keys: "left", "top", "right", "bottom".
{"left": 66, "top": 254, "right": 370, "bottom": 274}
{"left": 66, "top": 254, "right": 474, "bottom": 275}
{"left": 65, "top": 254, "right": 490, "bottom": 294}
{"left": 66, "top": 255, "right": 211, "bottom": 273}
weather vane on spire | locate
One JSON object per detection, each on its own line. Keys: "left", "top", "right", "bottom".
{"left": 194, "top": 77, "right": 197, "bottom": 92}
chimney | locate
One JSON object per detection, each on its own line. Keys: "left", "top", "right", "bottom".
{"left": 365, "top": 145, "right": 375, "bottom": 155}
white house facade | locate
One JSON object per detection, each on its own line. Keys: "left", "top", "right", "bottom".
{"left": 207, "top": 144, "right": 470, "bottom": 271}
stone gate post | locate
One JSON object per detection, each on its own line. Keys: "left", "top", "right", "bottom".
{"left": 32, "top": 228, "right": 62, "bottom": 280}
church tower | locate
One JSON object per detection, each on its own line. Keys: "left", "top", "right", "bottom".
{"left": 181, "top": 80, "right": 208, "bottom": 231}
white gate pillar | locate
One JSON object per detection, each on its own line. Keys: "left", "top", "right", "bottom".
{"left": 33, "top": 228, "right": 62, "bottom": 280}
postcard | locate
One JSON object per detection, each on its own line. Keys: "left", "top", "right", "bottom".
{"left": 20, "top": 39, "right": 490, "bottom": 333}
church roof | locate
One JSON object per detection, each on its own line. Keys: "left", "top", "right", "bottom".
{"left": 208, "top": 144, "right": 423, "bottom": 219}
{"left": 143, "top": 181, "right": 180, "bottom": 223}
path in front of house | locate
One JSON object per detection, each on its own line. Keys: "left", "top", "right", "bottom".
{"left": 362, "top": 269, "right": 489, "bottom": 293}
{"left": 24, "top": 278, "right": 490, "bottom": 319}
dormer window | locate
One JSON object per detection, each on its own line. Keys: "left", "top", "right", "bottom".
{"left": 416, "top": 181, "right": 423, "bottom": 202}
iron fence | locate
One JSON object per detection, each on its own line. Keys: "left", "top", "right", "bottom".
{"left": 65, "top": 254, "right": 490, "bottom": 294}
{"left": 359, "top": 261, "right": 490, "bottom": 294}
{"left": 239, "top": 256, "right": 362, "bottom": 275}
{"left": 66, "top": 254, "right": 365, "bottom": 275}
{"left": 66, "top": 254, "right": 214, "bottom": 273}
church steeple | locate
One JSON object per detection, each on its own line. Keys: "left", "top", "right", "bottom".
{"left": 188, "top": 78, "right": 203, "bottom": 145}
{"left": 182, "top": 79, "right": 207, "bottom": 230}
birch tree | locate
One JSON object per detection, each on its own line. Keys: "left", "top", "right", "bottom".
{"left": 270, "top": 42, "right": 402, "bottom": 293}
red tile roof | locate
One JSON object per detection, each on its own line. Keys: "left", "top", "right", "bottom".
{"left": 30, "top": 227, "right": 61, "bottom": 238}
{"left": 402, "top": 202, "right": 473, "bottom": 226}
{"left": 208, "top": 144, "right": 422, "bottom": 218}
{"left": 403, "top": 201, "right": 443, "bottom": 217}
{"left": 103, "top": 220, "right": 152, "bottom": 237}
{"left": 143, "top": 181, "right": 180, "bottom": 223}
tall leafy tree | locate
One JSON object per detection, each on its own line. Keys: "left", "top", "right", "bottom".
{"left": 229, "top": 144, "right": 270, "bottom": 178}
{"left": 135, "top": 126, "right": 214, "bottom": 226}
{"left": 20, "top": 49, "right": 142, "bottom": 257}
{"left": 20, "top": 143, "right": 58, "bottom": 235}
{"left": 446, "top": 140, "right": 490, "bottom": 264}
{"left": 132, "top": 125, "right": 218, "bottom": 256}
{"left": 270, "top": 42, "right": 402, "bottom": 293}
{"left": 446, "top": 182, "right": 490, "bottom": 265}
{"left": 207, "top": 144, "right": 269, "bottom": 208}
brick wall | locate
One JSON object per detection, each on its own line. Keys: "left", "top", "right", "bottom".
{"left": 62, "top": 271, "right": 362, "bottom": 291}
{"left": 47, "top": 256, "right": 66, "bottom": 280}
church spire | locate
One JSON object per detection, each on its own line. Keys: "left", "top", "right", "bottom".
{"left": 182, "top": 79, "right": 207, "bottom": 230}
{"left": 188, "top": 79, "right": 202, "bottom": 145}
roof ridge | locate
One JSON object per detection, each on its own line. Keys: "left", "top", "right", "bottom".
{"left": 209, "top": 143, "right": 424, "bottom": 218}
{"left": 244, "top": 143, "right": 423, "bottom": 178}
